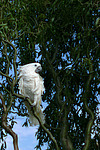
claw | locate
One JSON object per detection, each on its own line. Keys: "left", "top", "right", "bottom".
{"left": 31, "top": 102, "right": 36, "bottom": 107}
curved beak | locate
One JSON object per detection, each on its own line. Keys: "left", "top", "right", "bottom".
{"left": 35, "top": 66, "right": 42, "bottom": 73}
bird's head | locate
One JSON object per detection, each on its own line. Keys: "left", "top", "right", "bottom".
{"left": 19, "top": 63, "right": 42, "bottom": 75}
{"left": 32, "top": 63, "right": 42, "bottom": 73}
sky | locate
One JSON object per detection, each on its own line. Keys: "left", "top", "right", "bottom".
{"left": 9, "top": 102, "right": 48, "bottom": 150}
{"left": 0, "top": 104, "right": 48, "bottom": 150}
{"left": 6, "top": 117, "right": 39, "bottom": 150}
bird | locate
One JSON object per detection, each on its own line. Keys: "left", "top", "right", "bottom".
{"left": 18, "top": 63, "right": 45, "bottom": 126}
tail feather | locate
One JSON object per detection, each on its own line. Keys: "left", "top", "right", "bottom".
{"left": 28, "top": 105, "right": 45, "bottom": 126}
{"left": 29, "top": 108, "right": 45, "bottom": 126}
{"left": 24, "top": 101, "right": 45, "bottom": 126}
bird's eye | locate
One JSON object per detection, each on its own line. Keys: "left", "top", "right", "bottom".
{"left": 34, "top": 64, "right": 37, "bottom": 67}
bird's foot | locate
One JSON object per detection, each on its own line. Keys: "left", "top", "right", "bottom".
{"left": 31, "top": 102, "right": 36, "bottom": 107}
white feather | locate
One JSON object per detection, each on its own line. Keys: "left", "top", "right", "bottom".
{"left": 18, "top": 63, "right": 45, "bottom": 126}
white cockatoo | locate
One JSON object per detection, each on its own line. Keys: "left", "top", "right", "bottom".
{"left": 18, "top": 63, "right": 45, "bottom": 126}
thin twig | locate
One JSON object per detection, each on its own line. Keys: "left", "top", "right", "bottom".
{"left": 0, "top": 71, "right": 13, "bottom": 81}
{"left": 0, "top": 83, "right": 10, "bottom": 94}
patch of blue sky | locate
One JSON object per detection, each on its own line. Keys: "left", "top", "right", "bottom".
{"left": 2, "top": 116, "right": 48, "bottom": 150}
{"left": 35, "top": 44, "right": 42, "bottom": 62}
{"left": 57, "top": 52, "right": 73, "bottom": 70}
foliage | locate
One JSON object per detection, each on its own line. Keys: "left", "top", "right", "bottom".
{"left": 0, "top": 0, "right": 100, "bottom": 150}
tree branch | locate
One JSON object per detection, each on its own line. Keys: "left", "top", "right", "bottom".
{"left": 0, "top": 71, "right": 13, "bottom": 81}
{"left": 0, "top": 94, "right": 19, "bottom": 150}
{"left": 60, "top": 103, "right": 73, "bottom": 150}
{"left": 2, "top": 40, "right": 18, "bottom": 86}
{"left": 83, "top": 61, "right": 94, "bottom": 150}
{"left": 24, "top": 97, "right": 60, "bottom": 150}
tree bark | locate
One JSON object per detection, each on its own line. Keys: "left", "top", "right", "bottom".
{"left": 2, "top": 122, "right": 19, "bottom": 150}
{"left": 1, "top": 94, "right": 19, "bottom": 150}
